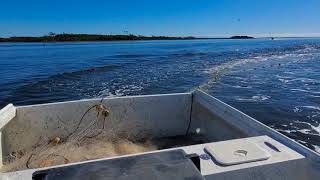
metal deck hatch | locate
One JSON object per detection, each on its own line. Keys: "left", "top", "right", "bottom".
{"left": 205, "top": 139, "right": 271, "bottom": 166}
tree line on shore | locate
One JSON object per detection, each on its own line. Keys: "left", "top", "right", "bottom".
{"left": 0, "top": 33, "right": 196, "bottom": 42}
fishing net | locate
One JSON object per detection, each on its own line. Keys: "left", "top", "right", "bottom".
{"left": 2, "top": 101, "right": 157, "bottom": 172}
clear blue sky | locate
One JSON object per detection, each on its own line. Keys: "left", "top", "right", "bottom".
{"left": 1, "top": 0, "right": 319, "bottom": 37}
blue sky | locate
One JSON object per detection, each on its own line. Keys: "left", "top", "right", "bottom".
{"left": 0, "top": 0, "right": 319, "bottom": 37}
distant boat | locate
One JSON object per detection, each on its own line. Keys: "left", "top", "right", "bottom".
{"left": 271, "top": 37, "right": 275, "bottom": 40}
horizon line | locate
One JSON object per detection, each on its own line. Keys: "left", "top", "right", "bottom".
{"left": 1, "top": 33, "right": 320, "bottom": 39}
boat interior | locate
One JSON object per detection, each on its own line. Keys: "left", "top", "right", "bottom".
{"left": 0, "top": 90, "right": 319, "bottom": 179}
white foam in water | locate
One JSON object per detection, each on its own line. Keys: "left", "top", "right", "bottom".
{"left": 278, "top": 78, "right": 290, "bottom": 83}
{"left": 252, "top": 95, "right": 270, "bottom": 101}
{"left": 235, "top": 95, "right": 270, "bottom": 102}
{"left": 294, "top": 106, "right": 320, "bottom": 115}
{"left": 203, "top": 50, "right": 315, "bottom": 76}
{"left": 293, "top": 78, "right": 319, "bottom": 83}
{"left": 280, "top": 78, "right": 319, "bottom": 84}
{"left": 203, "top": 55, "right": 268, "bottom": 75}
{"left": 291, "top": 89, "right": 320, "bottom": 94}
{"left": 97, "top": 84, "right": 144, "bottom": 97}
{"left": 283, "top": 71, "right": 295, "bottom": 75}
{"left": 294, "top": 120, "right": 320, "bottom": 135}
{"left": 231, "top": 85, "right": 252, "bottom": 89}
{"left": 272, "top": 121, "right": 320, "bottom": 153}
{"left": 310, "top": 95, "right": 320, "bottom": 98}
{"left": 293, "top": 107, "right": 301, "bottom": 113}
{"left": 301, "top": 106, "right": 320, "bottom": 111}
{"left": 200, "top": 48, "right": 316, "bottom": 90}
{"left": 313, "top": 145, "right": 320, "bottom": 153}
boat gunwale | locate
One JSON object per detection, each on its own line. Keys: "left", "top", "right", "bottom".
{"left": 193, "top": 90, "right": 320, "bottom": 161}
{"left": 15, "top": 92, "right": 192, "bottom": 109}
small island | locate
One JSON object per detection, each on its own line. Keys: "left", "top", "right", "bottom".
{"left": 0, "top": 33, "right": 254, "bottom": 42}
{"left": 230, "top": 36, "right": 254, "bottom": 39}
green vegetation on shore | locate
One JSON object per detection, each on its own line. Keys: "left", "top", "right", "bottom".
{"left": 0, "top": 33, "right": 195, "bottom": 42}
{"left": 230, "top": 36, "right": 254, "bottom": 39}
{"left": 0, "top": 33, "right": 254, "bottom": 42}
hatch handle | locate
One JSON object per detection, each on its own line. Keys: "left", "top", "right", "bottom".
{"left": 264, "top": 141, "right": 281, "bottom": 152}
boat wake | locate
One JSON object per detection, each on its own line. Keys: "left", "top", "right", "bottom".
{"left": 199, "top": 44, "right": 320, "bottom": 90}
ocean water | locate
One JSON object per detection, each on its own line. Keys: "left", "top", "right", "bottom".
{"left": 0, "top": 38, "right": 319, "bottom": 153}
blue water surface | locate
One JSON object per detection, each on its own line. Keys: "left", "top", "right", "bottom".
{"left": 0, "top": 38, "right": 319, "bottom": 152}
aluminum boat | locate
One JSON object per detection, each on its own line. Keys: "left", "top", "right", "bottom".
{"left": 0, "top": 90, "right": 319, "bottom": 180}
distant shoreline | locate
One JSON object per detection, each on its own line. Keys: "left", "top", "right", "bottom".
{"left": 0, "top": 34, "right": 254, "bottom": 43}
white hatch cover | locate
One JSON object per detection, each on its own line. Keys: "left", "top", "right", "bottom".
{"left": 205, "top": 139, "right": 271, "bottom": 166}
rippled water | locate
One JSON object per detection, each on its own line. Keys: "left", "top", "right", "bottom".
{"left": 0, "top": 38, "right": 319, "bottom": 153}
